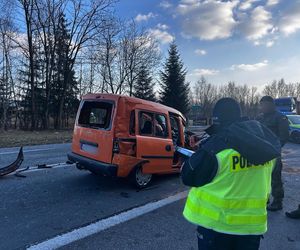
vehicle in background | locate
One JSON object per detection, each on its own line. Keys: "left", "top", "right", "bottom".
{"left": 68, "top": 94, "right": 189, "bottom": 188}
{"left": 287, "top": 115, "right": 300, "bottom": 144}
{"left": 274, "top": 97, "right": 298, "bottom": 115}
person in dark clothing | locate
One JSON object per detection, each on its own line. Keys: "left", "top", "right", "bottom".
{"left": 257, "top": 96, "right": 289, "bottom": 211}
{"left": 181, "top": 98, "right": 281, "bottom": 250}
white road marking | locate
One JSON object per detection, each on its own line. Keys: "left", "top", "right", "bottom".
{"left": 27, "top": 191, "right": 188, "bottom": 250}
{"left": 0, "top": 148, "right": 56, "bottom": 155}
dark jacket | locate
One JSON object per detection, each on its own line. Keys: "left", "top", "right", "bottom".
{"left": 181, "top": 120, "right": 281, "bottom": 187}
{"left": 256, "top": 111, "right": 289, "bottom": 146}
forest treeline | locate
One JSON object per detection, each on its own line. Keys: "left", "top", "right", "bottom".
{"left": 0, "top": 0, "right": 299, "bottom": 131}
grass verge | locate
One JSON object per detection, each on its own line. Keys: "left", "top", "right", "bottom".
{"left": 0, "top": 130, "right": 73, "bottom": 148}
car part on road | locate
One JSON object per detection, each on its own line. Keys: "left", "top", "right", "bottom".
{"left": 37, "top": 164, "right": 52, "bottom": 169}
{"left": 0, "top": 147, "right": 24, "bottom": 177}
{"left": 15, "top": 166, "right": 30, "bottom": 178}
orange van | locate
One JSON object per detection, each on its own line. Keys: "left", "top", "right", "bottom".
{"left": 67, "top": 94, "right": 187, "bottom": 188}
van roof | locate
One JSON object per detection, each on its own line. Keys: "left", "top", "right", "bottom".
{"left": 82, "top": 93, "right": 186, "bottom": 121}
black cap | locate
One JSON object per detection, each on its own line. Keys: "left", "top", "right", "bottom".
{"left": 260, "top": 96, "right": 274, "bottom": 103}
{"left": 212, "top": 98, "right": 241, "bottom": 124}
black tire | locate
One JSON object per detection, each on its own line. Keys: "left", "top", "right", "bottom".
{"left": 290, "top": 131, "right": 300, "bottom": 144}
{"left": 129, "top": 165, "right": 153, "bottom": 189}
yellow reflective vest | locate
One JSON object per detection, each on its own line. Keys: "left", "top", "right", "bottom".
{"left": 183, "top": 148, "right": 276, "bottom": 235}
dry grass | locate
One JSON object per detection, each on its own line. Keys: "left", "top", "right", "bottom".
{"left": 0, "top": 130, "right": 73, "bottom": 148}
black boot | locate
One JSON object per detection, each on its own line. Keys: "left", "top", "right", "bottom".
{"left": 267, "top": 200, "right": 282, "bottom": 211}
{"left": 286, "top": 205, "right": 300, "bottom": 219}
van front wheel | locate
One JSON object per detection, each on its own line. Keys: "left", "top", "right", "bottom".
{"left": 129, "top": 165, "right": 152, "bottom": 189}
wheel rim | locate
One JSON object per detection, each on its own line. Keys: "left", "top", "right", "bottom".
{"left": 135, "top": 168, "right": 152, "bottom": 186}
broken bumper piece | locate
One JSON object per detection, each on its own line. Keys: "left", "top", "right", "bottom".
{"left": 0, "top": 147, "right": 24, "bottom": 176}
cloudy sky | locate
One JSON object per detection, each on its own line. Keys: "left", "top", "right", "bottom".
{"left": 116, "top": 0, "right": 300, "bottom": 88}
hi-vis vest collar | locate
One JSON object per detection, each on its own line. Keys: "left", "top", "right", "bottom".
{"left": 183, "top": 148, "right": 276, "bottom": 235}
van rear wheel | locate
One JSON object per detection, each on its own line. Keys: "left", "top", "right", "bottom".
{"left": 129, "top": 165, "right": 152, "bottom": 189}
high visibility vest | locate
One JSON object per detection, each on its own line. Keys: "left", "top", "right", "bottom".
{"left": 183, "top": 148, "right": 276, "bottom": 235}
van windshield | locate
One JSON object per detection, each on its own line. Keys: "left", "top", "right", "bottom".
{"left": 78, "top": 101, "right": 113, "bottom": 129}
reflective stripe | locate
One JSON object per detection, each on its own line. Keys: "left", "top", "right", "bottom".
{"left": 226, "top": 214, "right": 267, "bottom": 225}
{"left": 185, "top": 197, "right": 219, "bottom": 221}
{"left": 192, "top": 189, "right": 267, "bottom": 209}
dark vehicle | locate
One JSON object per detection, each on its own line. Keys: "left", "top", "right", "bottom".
{"left": 287, "top": 115, "right": 300, "bottom": 143}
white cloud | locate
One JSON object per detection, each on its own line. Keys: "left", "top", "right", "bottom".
{"left": 266, "top": 0, "right": 279, "bottom": 6}
{"left": 157, "top": 23, "right": 169, "bottom": 30}
{"left": 177, "top": 0, "right": 238, "bottom": 40}
{"left": 191, "top": 68, "right": 219, "bottom": 76}
{"left": 231, "top": 60, "right": 269, "bottom": 71}
{"left": 266, "top": 40, "right": 274, "bottom": 47}
{"left": 186, "top": 57, "right": 300, "bottom": 87}
{"left": 194, "top": 49, "right": 207, "bottom": 56}
{"left": 254, "top": 40, "right": 275, "bottom": 47}
{"left": 279, "top": 3, "right": 300, "bottom": 36}
{"left": 239, "top": 0, "right": 261, "bottom": 11}
{"left": 239, "top": 6, "right": 273, "bottom": 41}
{"left": 159, "top": 1, "right": 173, "bottom": 9}
{"left": 148, "top": 28, "right": 174, "bottom": 44}
{"left": 135, "top": 12, "right": 156, "bottom": 22}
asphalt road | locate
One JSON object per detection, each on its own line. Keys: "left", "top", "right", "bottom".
{"left": 0, "top": 143, "right": 299, "bottom": 250}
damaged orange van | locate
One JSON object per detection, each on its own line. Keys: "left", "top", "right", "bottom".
{"left": 67, "top": 94, "right": 187, "bottom": 188}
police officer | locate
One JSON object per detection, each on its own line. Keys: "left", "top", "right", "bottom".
{"left": 181, "top": 98, "right": 281, "bottom": 250}
{"left": 257, "top": 96, "right": 289, "bottom": 211}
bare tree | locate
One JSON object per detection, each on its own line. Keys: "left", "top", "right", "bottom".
{"left": 193, "top": 76, "right": 218, "bottom": 119}
{"left": 18, "top": 0, "right": 37, "bottom": 130}
{"left": 0, "top": 2, "right": 18, "bottom": 131}
{"left": 123, "top": 21, "right": 161, "bottom": 96}
{"left": 95, "top": 18, "right": 161, "bottom": 95}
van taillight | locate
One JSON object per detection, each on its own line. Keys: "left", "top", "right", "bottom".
{"left": 113, "top": 139, "right": 120, "bottom": 153}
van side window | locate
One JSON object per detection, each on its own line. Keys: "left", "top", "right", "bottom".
{"left": 170, "top": 115, "right": 180, "bottom": 145}
{"left": 140, "top": 112, "right": 153, "bottom": 135}
{"left": 129, "top": 110, "right": 135, "bottom": 135}
{"left": 139, "top": 111, "right": 168, "bottom": 138}
{"left": 154, "top": 114, "right": 168, "bottom": 137}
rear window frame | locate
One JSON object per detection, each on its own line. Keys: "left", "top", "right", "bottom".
{"left": 76, "top": 99, "right": 115, "bottom": 131}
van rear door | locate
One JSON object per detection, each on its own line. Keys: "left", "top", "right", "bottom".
{"left": 136, "top": 111, "right": 174, "bottom": 174}
{"left": 72, "top": 100, "right": 115, "bottom": 164}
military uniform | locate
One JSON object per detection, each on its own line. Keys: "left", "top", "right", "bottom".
{"left": 257, "top": 111, "right": 289, "bottom": 208}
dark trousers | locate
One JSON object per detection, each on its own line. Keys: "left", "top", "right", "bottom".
{"left": 197, "top": 226, "right": 261, "bottom": 250}
{"left": 271, "top": 157, "right": 284, "bottom": 201}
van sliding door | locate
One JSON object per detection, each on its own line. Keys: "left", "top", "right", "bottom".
{"left": 136, "top": 111, "right": 174, "bottom": 174}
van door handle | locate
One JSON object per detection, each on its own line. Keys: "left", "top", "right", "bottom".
{"left": 165, "top": 145, "right": 172, "bottom": 151}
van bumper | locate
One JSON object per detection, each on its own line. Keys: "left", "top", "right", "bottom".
{"left": 67, "top": 152, "right": 118, "bottom": 176}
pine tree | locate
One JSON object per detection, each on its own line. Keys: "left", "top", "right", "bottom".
{"left": 133, "top": 65, "right": 156, "bottom": 102}
{"left": 159, "top": 43, "right": 190, "bottom": 115}
{"left": 52, "top": 13, "right": 78, "bottom": 129}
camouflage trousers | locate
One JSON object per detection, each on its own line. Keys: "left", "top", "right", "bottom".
{"left": 271, "top": 157, "right": 284, "bottom": 201}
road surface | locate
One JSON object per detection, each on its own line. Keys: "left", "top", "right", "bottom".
{"left": 0, "top": 143, "right": 299, "bottom": 250}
